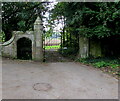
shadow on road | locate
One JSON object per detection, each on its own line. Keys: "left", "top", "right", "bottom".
{"left": 44, "top": 49, "right": 73, "bottom": 62}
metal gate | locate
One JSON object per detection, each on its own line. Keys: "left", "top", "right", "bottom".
{"left": 43, "top": 33, "right": 61, "bottom": 62}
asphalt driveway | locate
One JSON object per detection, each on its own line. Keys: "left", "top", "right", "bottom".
{"left": 2, "top": 58, "right": 118, "bottom": 99}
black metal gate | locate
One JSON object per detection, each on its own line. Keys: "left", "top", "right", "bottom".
{"left": 43, "top": 33, "right": 61, "bottom": 62}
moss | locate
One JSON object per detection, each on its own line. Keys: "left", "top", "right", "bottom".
{"left": 90, "top": 40, "right": 102, "bottom": 58}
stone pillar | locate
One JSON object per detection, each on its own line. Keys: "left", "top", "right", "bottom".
{"left": 33, "top": 16, "right": 43, "bottom": 61}
{"left": 78, "top": 35, "right": 89, "bottom": 58}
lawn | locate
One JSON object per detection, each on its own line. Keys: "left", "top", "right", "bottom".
{"left": 44, "top": 45, "right": 60, "bottom": 50}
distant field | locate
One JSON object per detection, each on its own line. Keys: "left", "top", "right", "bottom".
{"left": 44, "top": 38, "right": 61, "bottom": 46}
{"left": 44, "top": 45, "right": 60, "bottom": 50}
{"left": 44, "top": 38, "right": 61, "bottom": 50}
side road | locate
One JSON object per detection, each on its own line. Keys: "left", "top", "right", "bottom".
{"left": 2, "top": 58, "right": 118, "bottom": 99}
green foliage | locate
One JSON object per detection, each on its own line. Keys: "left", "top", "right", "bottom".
{"left": 51, "top": 2, "right": 120, "bottom": 38}
{"left": 49, "top": 2, "right": 120, "bottom": 57}
{"left": 93, "top": 61, "right": 108, "bottom": 68}
{"left": 78, "top": 57, "right": 120, "bottom": 68}
{"left": 93, "top": 61, "right": 120, "bottom": 70}
{"left": 17, "top": 21, "right": 26, "bottom": 30}
{"left": 0, "top": 32, "right": 5, "bottom": 42}
{"left": 2, "top": 2, "right": 47, "bottom": 41}
{"left": 44, "top": 45, "right": 60, "bottom": 50}
{"left": 78, "top": 58, "right": 87, "bottom": 63}
{"left": 109, "top": 64, "right": 119, "bottom": 69}
{"left": 44, "top": 28, "right": 55, "bottom": 38}
{"left": 60, "top": 47, "right": 77, "bottom": 56}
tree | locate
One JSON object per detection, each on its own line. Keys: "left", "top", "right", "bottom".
{"left": 50, "top": 2, "right": 120, "bottom": 56}
{"left": 51, "top": 2, "right": 120, "bottom": 38}
{"left": 2, "top": 2, "right": 47, "bottom": 41}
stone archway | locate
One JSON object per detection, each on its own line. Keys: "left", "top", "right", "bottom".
{"left": 17, "top": 37, "right": 32, "bottom": 60}
{"left": 2, "top": 16, "right": 44, "bottom": 62}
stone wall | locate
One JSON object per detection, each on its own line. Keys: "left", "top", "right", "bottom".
{"left": 1, "top": 16, "right": 44, "bottom": 62}
{"left": 78, "top": 36, "right": 102, "bottom": 58}
{"left": 2, "top": 42, "right": 16, "bottom": 58}
{"left": 89, "top": 39, "right": 102, "bottom": 58}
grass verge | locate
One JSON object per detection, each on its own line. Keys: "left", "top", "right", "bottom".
{"left": 78, "top": 57, "right": 120, "bottom": 79}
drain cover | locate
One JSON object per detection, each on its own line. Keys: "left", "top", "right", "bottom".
{"left": 33, "top": 83, "right": 52, "bottom": 91}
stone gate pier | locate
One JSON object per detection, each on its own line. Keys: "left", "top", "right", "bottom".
{"left": 1, "top": 16, "right": 44, "bottom": 62}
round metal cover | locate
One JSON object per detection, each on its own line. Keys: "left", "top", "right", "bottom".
{"left": 33, "top": 83, "right": 52, "bottom": 91}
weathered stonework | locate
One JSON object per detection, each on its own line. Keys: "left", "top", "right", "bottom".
{"left": 78, "top": 35, "right": 102, "bottom": 58}
{"left": 78, "top": 35, "right": 89, "bottom": 58}
{"left": 33, "top": 17, "right": 43, "bottom": 61}
{"left": 89, "top": 39, "right": 102, "bottom": 58}
{"left": 1, "top": 16, "right": 44, "bottom": 62}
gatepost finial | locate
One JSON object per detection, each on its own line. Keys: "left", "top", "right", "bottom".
{"left": 34, "top": 16, "right": 42, "bottom": 25}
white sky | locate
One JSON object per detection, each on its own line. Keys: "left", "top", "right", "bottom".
{"left": 42, "top": 2, "right": 64, "bottom": 33}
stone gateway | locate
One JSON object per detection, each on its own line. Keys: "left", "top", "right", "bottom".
{"left": 1, "top": 16, "right": 44, "bottom": 62}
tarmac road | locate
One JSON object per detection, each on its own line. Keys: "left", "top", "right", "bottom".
{"left": 2, "top": 58, "right": 118, "bottom": 99}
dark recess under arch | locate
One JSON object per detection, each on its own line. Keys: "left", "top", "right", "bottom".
{"left": 17, "top": 37, "right": 32, "bottom": 60}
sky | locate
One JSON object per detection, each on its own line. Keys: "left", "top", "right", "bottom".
{"left": 42, "top": 2, "right": 64, "bottom": 33}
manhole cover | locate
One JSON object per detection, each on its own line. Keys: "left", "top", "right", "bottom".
{"left": 33, "top": 83, "right": 52, "bottom": 91}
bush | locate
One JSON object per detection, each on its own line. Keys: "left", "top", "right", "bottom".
{"left": 78, "top": 57, "right": 120, "bottom": 69}
{"left": 78, "top": 58, "right": 87, "bottom": 63}
{"left": 109, "top": 64, "right": 119, "bottom": 69}
{"left": 60, "top": 47, "right": 77, "bottom": 55}
{"left": 78, "top": 57, "right": 120, "bottom": 78}
{"left": 93, "top": 61, "right": 109, "bottom": 68}
{"left": 0, "top": 32, "right": 5, "bottom": 42}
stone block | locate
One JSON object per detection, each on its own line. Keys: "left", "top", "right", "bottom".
{"left": 78, "top": 35, "right": 89, "bottom": 58}
{"left": 89, "top": 39, "right": 102, "bottom": 58}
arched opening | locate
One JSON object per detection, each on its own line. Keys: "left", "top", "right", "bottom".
{"left": 17, "top": 37, "right": 32, "bottom": 60}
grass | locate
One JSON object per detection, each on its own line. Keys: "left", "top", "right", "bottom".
{"left": 78, "top": 57, "right": 120, "bottom": 78}
{"left": 44, "top": 45, "right": 60, "bottom": 50}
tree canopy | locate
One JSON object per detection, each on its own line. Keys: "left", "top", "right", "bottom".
{"left": 51, "top": 2, "right": 120, "bottom": 38}
{"left": 1, "top": 2, "right": 120, "bottom": 42}
{"left": 2, "top": 2, "right": 47, "bottom": 41}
